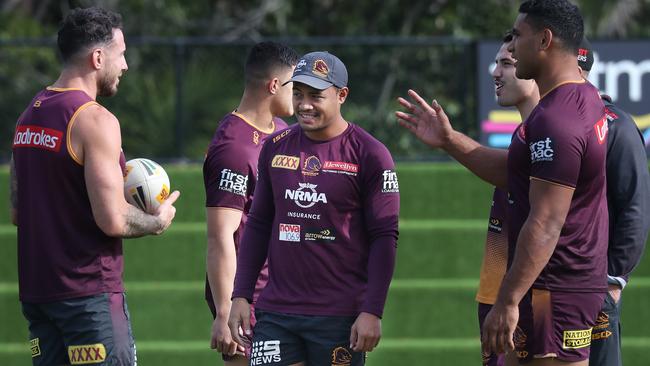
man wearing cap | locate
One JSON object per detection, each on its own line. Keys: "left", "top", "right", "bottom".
{"left": 228, "top": 51, "right": 400, "bottom": 366}
{"left": 578, "top": 37, "right": 650, "bottom": 366}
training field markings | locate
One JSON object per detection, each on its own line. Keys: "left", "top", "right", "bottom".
{"left": 4, "top": 278, "right": 650, "bottom": 294}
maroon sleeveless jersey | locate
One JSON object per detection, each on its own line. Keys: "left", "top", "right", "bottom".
{"left": 12, "top": 87, "right": 125, "bottom": 303}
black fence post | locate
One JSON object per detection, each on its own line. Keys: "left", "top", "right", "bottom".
{"left": 173, "top": 39, "right": 186, "bottom": 160}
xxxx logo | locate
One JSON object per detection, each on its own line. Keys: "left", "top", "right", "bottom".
{"left": 68, "top": 344, "right": 106, "bottom": 364}
{"left": 272, "top": 155, "right": 300, "bottom": 170}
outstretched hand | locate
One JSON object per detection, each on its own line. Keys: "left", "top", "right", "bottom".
{"left": 395, "top": 89, "right": 454, "bottom": 149}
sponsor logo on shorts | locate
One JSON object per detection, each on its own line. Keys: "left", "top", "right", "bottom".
{"left": 68, "top": 343, "right": 106, "bottom": 364}
{"left": 488, "top": 217, "right": 502, "bottom": 233}
{"left": 594, "top": 116, "right": 608, "bottom": 144}
{"left": 30, "top": 338, "right": 41, "bottom": 358}
{"left": 322, "top": 161, "right": 359, "bottom": 176}
{"left": 250, "top": 340, "right": 281, "bottom": 365}
{"left": 13, "top": 125, "right": 63, "bottom": 152}
{"left": 302, "top": 155, "right": 322, "bottom": 176}
{"left": 592, "top": 312, "right": 612, "bottom": 340}
{"left": 285, "top": 183, "right": 327, "bottom": 208}
{"left": 592, "top": 330, "right": 612, "bottom": 340}
{"left": 287, "top": 211, "right": 321, "bottom": 220}
{"left": 272, "top": 129, "right": 291, "bottom": 143}
{"left": 279, "top": 223, "right": 301, "bottom": 242}
{"left": 304, "top": 228, "right": 336, "bottom": 243}
{"left": 331, "top": 346, "right": 352, "bottom": 366}
{"left": 382, "top": 170, "right": 399, "bottom": 193}
{"left": 562, "top": 328, "right": 592, "bottom": 349}
{"left": 272, "top": 155, "right": 300, "bottom": 170}
{"left": 529, "top": 137, "right": 554, "bottom": 163}
{"left": 219, "top": 168, "right": 248, "bottom": 197}
{"left": 514, "top": 326, "right": 529, "bottom": 359}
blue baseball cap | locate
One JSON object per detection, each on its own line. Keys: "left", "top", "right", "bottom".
{"left": 286, "top": 51, "right": 348, "bottom": 90}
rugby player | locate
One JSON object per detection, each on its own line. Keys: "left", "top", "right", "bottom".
{"left": 397, "top": 1, "right": 608, "bottom": 364}
{"left": 477, "top": 31, "right": 539, "bottom": 366}
{"left": 203, "top": 41, "right": 298, "bottom": 365}
{"left": 11, "top": 7, "right": 179, "bottom": 365}
{"left": 229, "top": 51, "right": 400, "bottom": 366}
{"left": 577, "top": 37, "right": 650, "bottom": 366}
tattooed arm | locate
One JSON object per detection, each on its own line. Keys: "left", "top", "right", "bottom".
{"left": 70, "top": 104, "right": 179, "bottom": 238}
{"left": 9, "top": 155, "right": 18, "bottom": 226}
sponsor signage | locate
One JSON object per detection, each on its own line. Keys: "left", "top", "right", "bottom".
{"left": 477, "top": 40, "right": 650, "bottom": 153}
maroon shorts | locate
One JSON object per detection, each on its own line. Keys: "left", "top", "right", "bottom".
{"left": 207, "top": 299, "right": 257, "bottom": 361}
{"left": 515, "top": 289, "right": 605, "bottom": 363}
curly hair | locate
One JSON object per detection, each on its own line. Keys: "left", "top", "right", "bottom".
{"left": 519, "top": 0, "right": 583, "bottom": 53}
{"left": 57, "top": 7, "right": 123, "bottom": 63}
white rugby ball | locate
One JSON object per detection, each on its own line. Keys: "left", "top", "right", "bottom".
{"left": 124, "top": 158, "right": 171, "bottom": 214}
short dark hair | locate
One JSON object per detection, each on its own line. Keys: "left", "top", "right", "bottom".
{"left": 244, "top": 42, "right": 299, "bottom": 86}
{"left": 519, "top": 0, "right": 583, "bottom": 53}
{"left": 57, "top": 7, "right": 123, "bottom": 63}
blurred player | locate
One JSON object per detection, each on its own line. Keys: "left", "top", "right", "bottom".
{"left": 477, "top": 32, "right": 539, "bottom": 366}
{"left": 10, "top": 7, "right": 179, "bottom": 366}
{"left": 203, "top": 41, "right": 298, "bottom": 365}
{"left": 577, "top": 38, "right": 650, "bottom": 366}
{"left": 397, "top": 1, "right": 607, "bottom": 364}
{"left": 228, "top": 51, "right": 400, "bottom": 365}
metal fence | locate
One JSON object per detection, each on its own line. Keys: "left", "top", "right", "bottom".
{"left": 1, "top": 36, "right": 476, "bottom": 162}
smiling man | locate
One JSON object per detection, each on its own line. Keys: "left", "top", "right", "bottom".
{"left": 228, "top": 51, "right": 400, "bottom": 366}
{"left": 396, "top": 1, "right": 608, "bottom": 365}
{"left": 477, "top": 31, "right": 539, "bottom": 366}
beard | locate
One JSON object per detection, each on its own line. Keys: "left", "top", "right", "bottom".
{"left": 97, "top": 70, "right": 119, "bottom": 97}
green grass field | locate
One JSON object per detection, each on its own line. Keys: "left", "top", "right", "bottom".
{"left": 1, "top": 163, "right": 649, "bottom": 365}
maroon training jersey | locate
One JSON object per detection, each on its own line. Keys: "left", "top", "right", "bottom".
{"left": 203, "top": 112, "right": 288, "bottom": 304}
{"left": 13, "top": 87, "right": 125, "bottom": 303}
{"left": 507, "top": 81, "right": 608, "bottom": 292}
{"left": 233, "top": 123, "right": 400, "bottom": 317}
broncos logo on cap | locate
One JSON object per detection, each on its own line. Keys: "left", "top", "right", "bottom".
{"left": 313, "top": 59, "right": 329, "bottom": 78}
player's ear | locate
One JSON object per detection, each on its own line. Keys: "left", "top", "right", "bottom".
{"left": 540, "top": 28, "right": 552, "bottom": 51}
{"left": 91, "top": 48, "right": 103, "bottom": 70}
{"left": 268, "top": 78, "right": 280, "bottom": 95}
{"left": 337, "top": 87, "right": 349, "bottom": 104}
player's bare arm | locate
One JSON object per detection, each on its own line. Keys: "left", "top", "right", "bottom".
{"left": 206, "top": 207, "right": 246, "bottom": 356}
{"left": 396, "top": 89, "right": 508, "bottom": 189}
{"left": 73, "top": 104, "right": 179, "bottom": 238}
{"left": 482, "top": 179, "right": 573, "bottom": 355}
{"left": 9, "top": 155, "right": 18, "bottom": 226}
